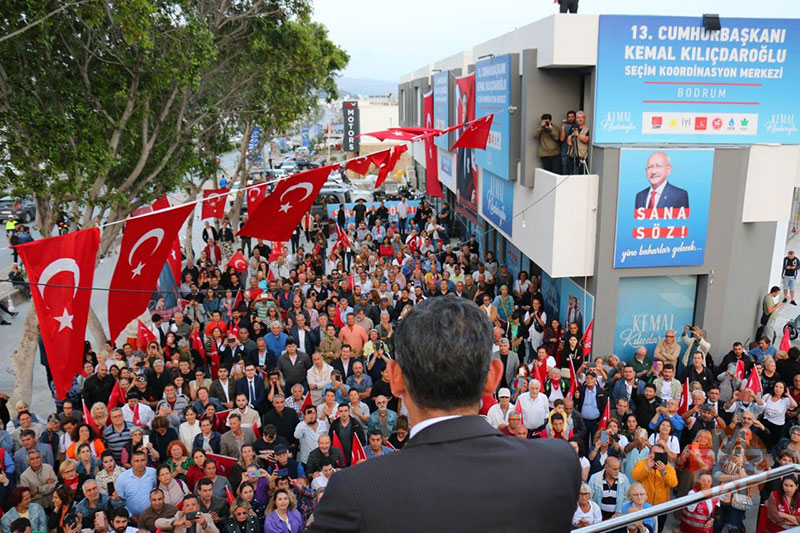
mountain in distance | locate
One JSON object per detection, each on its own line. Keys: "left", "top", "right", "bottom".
{"left": 336, "top": 76, "right": 396, "bottom": 98}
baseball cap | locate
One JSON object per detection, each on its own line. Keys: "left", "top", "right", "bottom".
{"left": 498, "top": 388, "right": 511, "bottom": 398}
{"left": 274, "top": 444, "right": 289, "bottom": 454}
{"left": 136, "top": 375, "right": 147, "bottom": 383}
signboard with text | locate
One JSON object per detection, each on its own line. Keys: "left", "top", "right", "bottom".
{"left": 343, "top": 101, "right": 360, "bottom": 152}
{"left": 481, "top": 169, "right": 513, "bottom": 237}
{"left": 433, "top": 71, "right": 452, "bottom": 152}
{"left": 595, "top": 15, "right": 800, "bottom": 144}
{"left": 475, "top": 53, "right": 518, "bottom": 180}
{"left": 614, "top": 148, "right": 714, "bottom": 268}
{"left": 614, "top": 275, "right": 697, "bottom": 361}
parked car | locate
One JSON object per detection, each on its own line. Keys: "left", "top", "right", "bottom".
{"left": 0, "top": 196, "right": 36, "bottom": 222}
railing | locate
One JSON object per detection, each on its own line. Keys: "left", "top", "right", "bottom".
{"left": 574, "top": 463, "right": 800, "bottom": 533}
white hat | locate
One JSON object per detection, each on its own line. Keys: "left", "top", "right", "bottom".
{"left": 498, "top": 388, "right": 511, "bottom": 398}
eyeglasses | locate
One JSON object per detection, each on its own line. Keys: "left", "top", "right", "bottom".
{"left": 664, "top": 334, "right": 674, "bottom": 338}
{"left": 579, "top": 492, "right": 591, "bottom": 495}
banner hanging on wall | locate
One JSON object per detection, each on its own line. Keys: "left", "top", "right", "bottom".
{"left": 455, "top": 73, "right": 478, "bottom": 212}
{"left": 481, "top": 169, "right": 514, "bottom": 237}
{"left": 594, "top": 15, "right": 800, "bottom": 144}
{"left": 614, "top": 148, "right": 714, "bottom": 268}
{"left": 433, "top": 71, "right": 452, "bottom": 152}
{"left": 614, "top": 275, "right": 697, "bottom": 361}
{"left": 474, "top": 53, "right": 516, "bottom": 180}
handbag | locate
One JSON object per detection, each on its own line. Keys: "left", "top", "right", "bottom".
{"left": 730, "top": 491, "right": 753, "bottom": 511}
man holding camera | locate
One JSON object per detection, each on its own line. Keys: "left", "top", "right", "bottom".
{"left": 155, "top": 493, "right": 218, "bottom": 533}
{"left": 565, "top": 111, "right": 590, "bottom": 175}
{"left": 535, "top": 113, "right": 561, "bottom": 174}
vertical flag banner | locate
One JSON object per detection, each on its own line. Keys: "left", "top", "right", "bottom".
{"left": 423, "top": 91, "right": 443, "bottom": 198}
{"left": 474, "top": 53, "right": 518, "bottom": 180}
{"left": 433, "top": 71, "right": 452, "bottom": 152}
{"left": 455, "top": 72, "right": 477, "bottom": 212}
{"left": 594, "top": 16, "right": 800, "bottom": 144}
{"left": 614, "top": 148, "right": 714, "bottom": 268}
{"left": 481, "top": 169, "right": 513, "bottom": 236}
{"left": 343, "top": 101, "right": 360, "bottom": 152}
{"left": 16, "top": 228, "right": 100, "bottom": 399}
{"left": 108, "top": 204, "right": 195, "bottom": 343}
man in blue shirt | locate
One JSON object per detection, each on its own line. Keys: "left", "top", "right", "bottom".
{"left": 748, "top": 336, "right": 777, "bottom": 365}
{"left": 115, "top": 450, "right": 156, "bottom": 520}
{"left": 648, "top": 399, "right": 687, "bottom": 440}
{"left": 364, "top": 430, "right": 394, "bottom": 459}
{"left": 265, "top": 320, "right": 288, "bottom": 358}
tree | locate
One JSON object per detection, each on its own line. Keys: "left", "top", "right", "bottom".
{"left": 0, "top": 0, "right": 347, "bottom": 407}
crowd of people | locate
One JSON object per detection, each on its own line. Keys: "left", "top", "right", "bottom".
{"left": 1, "top": 195, "right": 800, "bottom": 533}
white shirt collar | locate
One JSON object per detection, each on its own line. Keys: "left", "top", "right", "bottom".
{"left": 650, "top": 180, "right": 668, "bottom": 196}
{"left": 409, "top": 415, "right": 461, "bottom": 439}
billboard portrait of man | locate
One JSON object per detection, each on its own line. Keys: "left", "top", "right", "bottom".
{"left": 455, "top": 73, "right": 477, "bottom": 209}
{"left": 634, "top": 152, "right": 689, "bottom": 210}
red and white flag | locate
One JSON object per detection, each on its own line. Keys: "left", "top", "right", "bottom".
{"left": 227, "top": 251, "right": 249, "bottom": 273}
{"left": 746, "top": 366, "right": 763, "bottom": 395}
{"left": 152, "top": 194, "right": 171, "bottom": 211}
{"left": 83, "top": 399, "right": 100, "bottom": 432}
{"left": 678, "top": 378, "right": 690, "bottom": 415}
{"left": 351, "top": 434, "right": 367, "bottom": 464}
{"left": 16, "top": 228, "right": 100, "bottom": 399}
{"left": 334, "top": 224, "right": 351, "bottom": 252}
{"left": 423, "top": 91, "right": 443, "bottom": 198}
{"left": 451, "top": 114, "right": 494, "bottom": 150}
{"left": 246, "top": 181, "right": 268, "bottom": 210}
{"left": 207, "top": 453, "right": 236, "bottom": 478}
{"left": 166, "top": 237, "right": 182, "bottom": 284}
{"left": 375, "top": 145, "right": 408, "bottom": 189}
{"left": 108, "top": 204, "right": 194, "bottom": 343}
{"left": 597, "top": 400, "right": 611, "bottom": 430}
{"left": 514, "top": 399, "right": 525, "bottom": 427}
{"left": 238, "top": 166, "right": 334, "bottom": 242}
{"left": 301, "top": 391, "right": 313, "bottom": 412}
{"left": 780, "top": 326, "right": 792, "bottom": 353}
{"left": 190, "top": 328, "right": 206, "bottom": 361}
{"left": 735, "top": 360, "right": 746, "bottom": 381}
{"left": 345, "top": 156, "right": 372, "bottom": 176}
{"left": 359, "top": 129, "right": 419, "bottom": 141}
{"left": 582, "top": 319, "right": 594, "bottom": 355}
{"left": 567, "top": 357, "right": 578, "bottom": 399}
{"left": 201, "top": 188, "right": 229, "bottom": 220}
{"left": 268, "top": 242, "right": 284, "bottom": 262}
{"left": 137, "top": 319, "right": 157, "bottom": 348}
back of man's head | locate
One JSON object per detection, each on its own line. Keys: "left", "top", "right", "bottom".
{"left": 10, "top": 518, "right": 31, "bottom": 533}
{"left": 394, "top": 297, "right": 492, "bottom": 411}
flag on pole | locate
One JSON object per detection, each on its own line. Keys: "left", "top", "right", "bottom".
{"left": 678, "top": 378, "right": 690, "bottom": 415}
{"left": 567, "top": 357, "right": 578, "bottom": 399}
{"left": 227, "top": 251, "right": 248, "bottom": 273}
{"left": 780, "top": 326, "right": 792, "bottom": 353}
{"left": 746, "top": 366, "right": 763, "bottom": 395}
{"left": 207, "top": 453, "right": 236, "bottom": 478}
{"left": 83, "top": 399, "right": 99, "bottom": 432}
{"left": 224, "top": 485, "right": 235, "bottom": 506}
{"left": 137, "top": 320, "right": 157, "bottom": 349}
{"left": 301, "top": 392, "right": 313, "bottom": 412}
{"left": 351, "top": 434, "right": 367, "bottom": 464}
{"left": 450, "top": 115, "right": 494, "bottom": 150}
{"left": 735, "top": 360, "right": 746, "bottom": 381}
{"left": 582, "top": 319, "right": 594, "bottom": 355}
{"left": 598, "top": 400, "right": 611, "bottom": 430}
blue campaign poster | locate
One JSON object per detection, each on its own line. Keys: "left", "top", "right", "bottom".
{"left": 433, "top": 71, "right": 451, "bottom": 152}
{"left": 595, "top": 15, "right": 800, "bottom": 144}
{"left": 614, "top": 275, "right": 697, "bottom": 361}
{"left": 475, "top": 54, "right": 513, "bottom": 179}
{"left": 481, "top": 169, "right": 514, "bottom": 237}
{"left": 559, "top": 277, "right": 594, "bottom": 334}
{"left": 614, "top": 149, "right": 714, "bottom": 268}
{"left": 327, "top": 200, "right": 420, "bottom": 229}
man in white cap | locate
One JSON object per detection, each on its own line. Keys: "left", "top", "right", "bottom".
{"left": 486, "top": 388, "right": 515, "bottom": 430}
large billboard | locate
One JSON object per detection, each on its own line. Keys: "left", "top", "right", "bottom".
{"left": 540, "top": 270, "right": 595, "bottom": 335}
{"left": 342, "top": 101, "right": 360, "bottom": 152}
{"left": 481, "top": 169, "right": 513, "bottom": 237}
{"left": 614, "top": 275, "right": 697, "bottom": 361}
{"left": 475, "top": 53, "right": 518, "bottom": 180}
{"left": 438, "top": 150, "right": 456, "bottom": 193}
{"left": 595, "top": 16, "right": 800, "bottom": 144}
{"left": 455, "top": 73, "right": 477, "bottom": 212}
{"left": 614, "top": 148, "right": 714, "bottom": 268}
{"left": 433, "top": 71, "right": 451, "bottom": 151}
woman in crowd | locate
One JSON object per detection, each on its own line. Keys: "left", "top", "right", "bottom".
{"left": 49, "top": 485, "right": 77, "bottom": 533}
{"left": 762, "top": 381, "right": 798, "bottom": 449}
{"left": 264, "top": 488, "right": 304, "bottom": 533}
{"left": 231, "top": 445, "right": 265, "bottom": 492}
{"left": 387, "top": 416, "right": 410, "bottom": 450}
{"left": 75, "top": 442, "right": 102, "bottom": 478}
{"left": 179, "top": 405, "right": 202, "bottom": 451}
{"left": 569, "top": 439, "right": 591, "bottom": 482}
{"left": 90, "top": 403, "right": 109, "bottom": 429}
{"left": 156, "top": 464, "right": 189, "bottom": 507}
{"left": 95, "top": 451, "right": 125, "bottom": 497}
{"left": 121, "top": 426, "right": 159, "bottom": 468}
{"left": 186, "top": 448, "right": 209, "bottom": 491}
{"left": 572, "top": 483, "right": 602, "bottom": 528}
{"left": 224, "top": 499, "right": 261, "bottom": 533}
{"left": 648, "top": 420, "right": 680, "bottom": 464}
{"left": 164, "top": 440, "right": 193, "bottom": 483}
{"left": 58, "top": 459, "right": 89, "bottom": 501}
{"left": 680, "top": 473, "right": 717, "bottom": 533}
{"left": 237, "top": 479, "right": 266, "bottom": 522}
{"left": 675, "top": 430, "right": 715, "bottom": 498}
{"left": 766, "top": 474, "right": 800, "bottom": 532}
{"left": 150, "top": 415, "right": 180, "bottom": 459}
{"left": 714, "top": 447, "right": 753, "bottom": 533}
{"left": 0, "top": 487, "right": 47, "bottom": 533}
{"left": 620, "top": 483, "right": 655, "bottom": 533}
{"left": 762, "top": 356, "right": 783, "bottom": 396}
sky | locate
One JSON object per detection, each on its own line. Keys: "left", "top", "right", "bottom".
{"left": 313, "top": 0, "right": 800, "bottom": 81}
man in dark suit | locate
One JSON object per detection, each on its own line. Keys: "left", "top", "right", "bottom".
{"left": 209, "top": 365, "right": 237, "bottom": 410}
{"left": 235, "top": 363, "right": 267, "bottom": 413}
{"left": 330, "top": 344, "right": 361, "bottom": 381}
{"left": 634, "top": 151, "right": 689, "bottom": 210}
{"left": 289, "top": 314, "right": 318, "bottom": 355}
{"left": 311, "top": 296, "right": 580, "bottom": 532}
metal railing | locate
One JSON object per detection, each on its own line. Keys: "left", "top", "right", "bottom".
{"left": 574, "top": 463, "right": 800, "bottom": 533}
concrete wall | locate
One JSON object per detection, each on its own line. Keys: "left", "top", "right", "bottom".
{"left": 591, "top": 146, "right": 781, "bottom": 361}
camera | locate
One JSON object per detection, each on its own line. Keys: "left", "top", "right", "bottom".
{"left": 65, "top": 514, "right": 79, "bottom": 529}
{"left": 186, "top": 512, "right": 198, "bottom": 521}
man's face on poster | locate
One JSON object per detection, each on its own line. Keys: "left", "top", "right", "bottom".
{"left": 646, "top": 152, "right": 672, "bottom": 190}
{"left": 460, "top": 93, "right": 468, "bottom": 122}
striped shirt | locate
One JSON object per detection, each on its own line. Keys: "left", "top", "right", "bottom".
{"left": 102, "top": 422, "right": 132, "bottom": 462}
{"left": 600, "top": 478, "right": 618, "bottom": 519}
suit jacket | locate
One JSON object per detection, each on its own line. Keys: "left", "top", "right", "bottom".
{"left": 192, "top": 431, "right": 222, "bottom": 454}
{"left": 310, "top": 416, "right": 580, "bottom": 532}
{"left": 574, "top": 384, "right": 608, "bottom": 421}
{"left": 491, "top": 350, "right": 520, "bottom": 387}
{"left": 235, "top": 377, "right": 267, "bottom": 412}
{"left": 289, "top": 326, "right": 318, "bottom": 355}
{"left": 219, "top": 428, "right": 257, "bottom": 459}
{"left": 331, "top": 357, "right": 364, "bottom": 381}
{"left": 634, "top": 181, "right": 689, "bottom": 209}
{"left": 209, "top": 379, "right": 236, "bottom": 407}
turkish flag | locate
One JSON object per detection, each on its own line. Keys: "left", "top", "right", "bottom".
{"left": 451, "top": 114, "right": 494, "bottom": 150}
{"left": 166, "top": 237, "right": 182, "bottom": 284}
{"left": 735, "top": 360, "right": 746, "bottom": 381}
{"left": 207, "top": 453, "right": 236, "bottom": 478}
{"left": 334, "top": 224, "right": 351, "bottom": 252}
{"left": 423, "top": 91, "right": 443, "bottom": 198}
{"left": 301, "top": 391, "right": 313, "bottom": 411}
{"left": 215, "top": 409, "right": 231, "bottom": 428}
{"left": 83, "top": 399, "right": 100, "bottom": 432}
{"left": 345, "top": 156, "right": 372, "bottom": 176}
{"left": 137, "top": 320, "right": 157, "bottom": 348}
{"left": 227, "top": 251, "right": 248, "bottom": 273}
{"left": 374, "top": 145, "right": 408, "bottom": 189}
{"left": 780, "top": 326, "right": 792, "bottom": 353}
{"left": 247, "top": 181, "right": 268, "bottom": 210}
{"left": 746, "top": 366, "right": 763, "bottom": 395}
{"left": 16, "top": 228, "right": 100, "bottom": 400}
{"left": 152, "top": 194, "right": 171, "bottom": 211}
{"left": 678, "top": 378, "right": 690, "bottom": 415}
{"left": 514, "top": 400, "right": 524, "bottom": 427}
{"left": 238, "top": 165, "right": 334, "bottom": 242}
{"left": 582, "top": 319, "right": 594, "bottom": 355}
{"left": 567, "top": 356, "right": 578, "bottom": 399}
{"left": 190, "top": 328, "right": 206, "bottom": 361}
{"left": 597, "top": 399, "right": 611, "bottom": 430}
{"left": 107, "top": 204, "right": 194, "bottom": 343}
{"left": 351, "top": 434, "right": 367, "bottom": 464}
{"left": 201, "top": 188, "right": 229, "bottom": 220}
{"left": 359, "top": 129, "right": 423, "bottom": 141}
{"left": 268, "top": 242, "right": 284, "bottom": 262}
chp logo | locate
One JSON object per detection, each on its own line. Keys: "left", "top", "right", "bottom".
{"left": 651, "top": 116, "right": 663, "bottom": 130}
{"left": 694, "top": 117, "right": 708, "bottom": 131}
{"left": 712, "top": 118, "right": 723, "bottom": 130}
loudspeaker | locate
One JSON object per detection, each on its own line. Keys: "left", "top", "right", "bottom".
{"left": 703, "top": 14, "right": 721, "bottom": 31}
